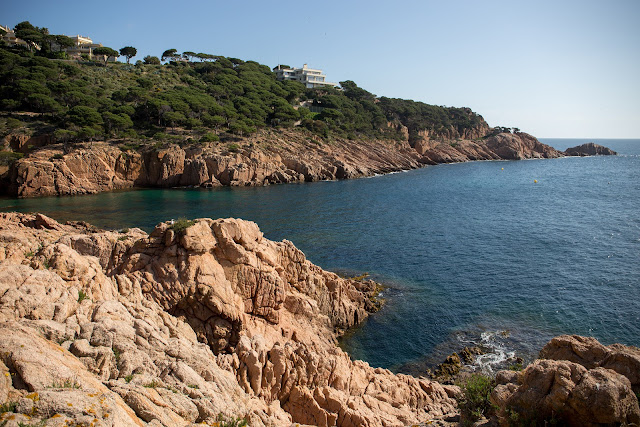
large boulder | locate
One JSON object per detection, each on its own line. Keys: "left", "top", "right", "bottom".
{"left": 540, "top": 335, "right": 640, "bottom": 391}
{"left": 492, "top": 359, "right": 640, "bottom": 426}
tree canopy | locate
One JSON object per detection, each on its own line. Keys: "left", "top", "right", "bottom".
{"left": 119, "top": 46, "right": 137, "bottom": 63}
{"left": 92, "top": 46, "right": 119, "bottom": 65}
{"left": 161, "top": 49, "right": 180, "bottom": 62}
{"left": 0, "top": 25, "right": 489, "bottom": 147}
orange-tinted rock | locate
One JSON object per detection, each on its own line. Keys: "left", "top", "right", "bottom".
{"left": 0, "top": 212, "right": 458, "bottom": 426}
{"left": 492, "top": 359, "right": 640, "bottom": 426}
{"left": 565, "top": 143, "right": 617, "bottom": 156}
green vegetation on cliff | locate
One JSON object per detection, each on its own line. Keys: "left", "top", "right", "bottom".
{"left": 0, "top": 21, "right": 489, "bottom": 146}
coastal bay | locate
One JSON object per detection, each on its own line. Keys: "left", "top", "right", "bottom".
{"left": 3, "top": 139, "right": 638, "bottom": 375}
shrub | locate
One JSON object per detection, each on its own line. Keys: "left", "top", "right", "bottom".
{"left": 5, "top": 117, "right": 23, "bottom": 129}
{"left": 216, "top": 414, "right": 248, "bottom": 427}
{"left": 200, "top": 132, "right": 219, "bottom": 143}
{"left": 170, "top": 218, "right": 195, "bottom": 233}
{"left": 457, "top": 373, "right": 495, "bottom": 425}
{"left": 77, "top": 290, "right": 88, "bottom": 302}
{"left": 227, "top": 143, "right": 240, "bottom": 153}
{"left": 0, "top": 401, "right": 17, "bottom": 413}
{"left": 119, "top": 142, "right": 141, "bottom": 152}
{"left": 47, "top": 379, "right": 80, "bottom": 389}
{"left": 0, "top": 151, "right": 24, "bottom": 166}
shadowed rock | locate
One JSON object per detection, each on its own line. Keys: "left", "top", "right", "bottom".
{"left": 565, "top": 142, "right": 617, "bottom": 156}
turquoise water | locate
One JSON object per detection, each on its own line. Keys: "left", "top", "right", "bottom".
{"left": 1, "top": 138, "right": 639, "bottom": 372}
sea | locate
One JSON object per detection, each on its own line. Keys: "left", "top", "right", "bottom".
{"left": 1, "top": 138, "right": 638, "bottom": 375}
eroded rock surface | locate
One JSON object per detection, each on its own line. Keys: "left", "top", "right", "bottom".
{"left": 0, "top": 212, "right": 458, "bottom": 426}
{"left": 4, "top": 129, "right": 567, "bottom": 198}
{"left": 491, "top": 335, "right": 640, "bottom": 426}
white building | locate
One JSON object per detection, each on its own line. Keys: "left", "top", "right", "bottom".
{"left": 273, "top": 64, "right": 338, "bottom": 89}
{"left": 62, "top": 35, "right": 104, "bottom": 59}
{"left": 0, "top": 24, "right": 30, "bottom": 49}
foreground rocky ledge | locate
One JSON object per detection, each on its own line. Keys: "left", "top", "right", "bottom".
{"left": 492, "top": 335, "right": 640, "bottom": 426}
{"left": 2, "top": 214, "right": 637, "bottom": 426}
{"left": 0, "top": 213, "right": 459, "bottom": 426}
{"left": 2, "top": 130, "right": 576, "bottom": 198}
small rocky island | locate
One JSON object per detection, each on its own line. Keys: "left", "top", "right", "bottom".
{"left": 0, "top": 213, "right": 638, "bottom": 426}
{"left": 564, "top": 142, "right": 618, "bottom": 156}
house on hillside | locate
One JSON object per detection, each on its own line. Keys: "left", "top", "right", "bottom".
{"left": 0, "top": 24, "right": 30, "bottom": 49}
{"left": 1, "top": 24, "right": 115, "bottom": 62}
{"left": 48, "top": 34, "right": 115, "bottom": 62}
{"left": 273, "top": 64, "right": 338, "bottom": 89}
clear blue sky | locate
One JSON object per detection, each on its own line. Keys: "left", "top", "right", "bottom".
{"left": 3, "top": 0, "right": 639, "bottom": 138}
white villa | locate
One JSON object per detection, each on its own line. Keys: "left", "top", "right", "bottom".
{"left": 0, "top": 25, "right": 30, "bottom": 49}
{"left": 62, "top": 34, "right": 106, "bottom": 59}
{"left": 273, "top": 64, "right": 338, "bottom": 89}
{"left": 0, "top": 25, "right": 112, "bottom": 61}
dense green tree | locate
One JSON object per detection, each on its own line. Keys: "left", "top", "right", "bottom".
{"left": 195, "top": 53, "right": 215, "bottom": 62}
{"left": 66, "top": 106, "right": 103, "bottom": 127}
{"left": 143, "top": 55, "right": 160, "bottom": 65}
{"left": 103, "top": 112, "right": 133, "bottom": 135}
{"left": 14, "top": 21, "right": 46, "bottom": 52}
{"left": 54, "top": 35, "right": 74, "bottom": 51}
{"left": 92, "top": 46, "right": 119, "bottom": 65}
{"left": 119, "top": 46, "right": 137, "bottom": 63}
{"left": 26, "top": 93, "right": 62, "bottom": 114}
{"left": 0, "top": 29, "right": 490, "bottom": 145}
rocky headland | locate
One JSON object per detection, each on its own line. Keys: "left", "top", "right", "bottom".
{"left": 1, "top": 213, "right": 638, "bottom": 426}
{"left": 1, "top": 129, "right": 583, "bottom": 198}
{"left": 0, "top": 213, "right": 461, "bottom": 426}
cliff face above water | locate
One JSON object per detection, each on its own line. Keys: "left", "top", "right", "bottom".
{"left": 0, "top": 213, "right": 459, "bottom": 426}
{"left": 2, "top": 129, "right": 568, "bottom": 198}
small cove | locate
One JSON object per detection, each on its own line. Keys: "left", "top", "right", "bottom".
{"left": 2, "top": 138, "right": 639, "bottom": 373}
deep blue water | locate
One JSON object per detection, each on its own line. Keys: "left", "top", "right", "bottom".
{"left": 1, "top": 138, "right": 639, "bottom": 373}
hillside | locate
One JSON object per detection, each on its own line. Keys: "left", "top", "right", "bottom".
{"left": 0, "top": 42, "right": 490, "bottom": 145}
{"left": 0, "top": 24, "right": 571, "bottom": 198}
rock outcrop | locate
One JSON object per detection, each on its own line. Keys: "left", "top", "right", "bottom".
{"left": 0, "top": 213, "right": 458, "bottom": 426}
{"left": 564, "top": 142, "right": 617, "bottom": 156}
{"left": 3, "top": 129, "right": 567, "bottom": 198}
{"left": 491, "top": 335, "right": 640, "bottom": 426}
{"left": 539, "top": 335, "right": 640, "bottom": 393}
{"left": 415, "top": 132, "right": 563, "bottom": 164}
{"left": 4, "top": 129, "right": 423, "bottom": 198}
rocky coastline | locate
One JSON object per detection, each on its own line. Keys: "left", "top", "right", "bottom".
{"left": 0, "top": 213, "right": 461, "bottom": 426}
{"left": 1, "top": 129, "right": 611, "bottom": 199}
{"left": 0, "top": 213, "right": 638, "bottom": 426}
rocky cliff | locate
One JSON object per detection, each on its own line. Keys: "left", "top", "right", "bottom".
{"left": 2, "top": 129, "right": 571, "bottom": 198}
{"left": 0, "top": 213, "right": 459, "bottom": 426}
